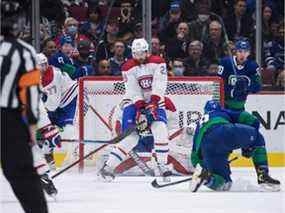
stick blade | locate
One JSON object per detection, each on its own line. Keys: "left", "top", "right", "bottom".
{"left": 151, "top": 179, "right": 161, "bottom": 188}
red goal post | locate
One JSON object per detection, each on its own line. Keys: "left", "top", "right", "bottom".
{"left": 78, "top": 76, "right": 224, "bottom": 170}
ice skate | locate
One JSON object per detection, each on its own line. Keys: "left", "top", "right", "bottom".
{"left": 98, "top": 164, "right": 115, "bottom": 182}
{"left": 40, "top": 173, "right": 58, "bottom": 197}
{"left": 257, "top": 170, "right": 280, "bottom": 192}
{"left": 158, "top": 164, "right": 172, "bottom": 182}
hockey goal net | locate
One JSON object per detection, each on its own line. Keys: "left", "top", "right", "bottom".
{"left": 75, "top": 76, "right": 224, "bottom": 172}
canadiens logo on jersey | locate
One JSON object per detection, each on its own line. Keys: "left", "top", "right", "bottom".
{"left": 138, "top": 75, "right": 153, "bottom": 90}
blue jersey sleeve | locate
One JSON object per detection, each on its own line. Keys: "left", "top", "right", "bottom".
{"left": 247, "top": 61, "right": 262, "bottom": 93}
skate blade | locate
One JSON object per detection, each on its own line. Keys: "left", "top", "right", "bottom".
{"left": 258, "top": 183, "right": 281, "bottom": 192}
{"left": 96, "top": 174, "right": 115, "bottom": 182}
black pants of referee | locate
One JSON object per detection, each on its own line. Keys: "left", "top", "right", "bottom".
{"left": 1, "top": 109, "right": 48, "bottom": 213}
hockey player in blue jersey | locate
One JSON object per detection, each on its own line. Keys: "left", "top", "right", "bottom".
{"left": 217, "top": 38, "right": 261, "bottom": 129}
{"left": 190, "top": 100, "right": 280, "bottom": 192}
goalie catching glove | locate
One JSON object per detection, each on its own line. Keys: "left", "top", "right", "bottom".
{"left": 36, "top": 124, "right": 61, "bottom": 153}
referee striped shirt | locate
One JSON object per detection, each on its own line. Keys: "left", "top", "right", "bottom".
{"left": 0, "top": 36, "right": 39, "bottom": 123}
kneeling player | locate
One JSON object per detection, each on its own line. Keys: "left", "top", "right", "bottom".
{"left": 190, "top": 100, "right": 280, "bottom": 192}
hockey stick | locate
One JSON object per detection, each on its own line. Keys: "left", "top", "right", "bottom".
{"left": 151, "top": 156, "right": 239, "bottom": 189}
{"left": 151, "top": 176, "right": 193, "bottom": 188}
{"left": 60, "top": 139, "right": 123, "bottom": 144}
{"left": 128, "top": 150, "right": 155, "bottom": 176}
{"left": 51, "top": 124, "right": 140, "bottom": 179}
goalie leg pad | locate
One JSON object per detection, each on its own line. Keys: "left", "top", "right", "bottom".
{"left": 151, "top": 121, "right": 169, "bottom": 165}
{"left": 106, "top": 133, "right": 140, "bottom": 169}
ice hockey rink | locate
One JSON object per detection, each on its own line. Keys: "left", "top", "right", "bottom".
{"left": 1, "top": 168, "right": 284, "bottom": 213}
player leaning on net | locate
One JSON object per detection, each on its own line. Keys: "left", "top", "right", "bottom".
{"left": 217, "top": 38, "right": 261, "bottom": 129}
{"left": 99, "top": 38, "right": 172, "bottom": 180}
{"left": 189, "top": 100, "right": 280, "bottom": 192}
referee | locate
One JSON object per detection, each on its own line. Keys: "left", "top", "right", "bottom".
{"left": 0, "top": 1, "right": 48, "bottom": 213}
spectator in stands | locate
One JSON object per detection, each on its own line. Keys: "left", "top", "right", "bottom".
{"left": 54, "top": 17, "right": 92, "bottom": 56}
{"left": 133, "top": 22, "right": 143, "bottom": 39}
{"left": 97, "top": 59, "right": 111, "bottom": 76}
{"left": 275, "top": 70, "right": 285, "bottom": 90}
{"left": 159, "top": 1, "right": 184, "bottom": 44}
{"left": 151, "top": 37, "right": 165, "bottom": 58}
{"left": 73, "top": 40, "right": 95, "bottom": 78}
{"left": 67, "top": 0, "right": 89, "bottom": 22}
{"left": 262, "top": 4, "right": 275, "bottom": 42}
{"left": 42, "top": 38, "right": 57, "bottom": 59}
{"left": 203, "top": 20, "right": 229, "bottom": 65}
{"left": 165, "top": 22, "right": 189, "bottom": 61}
{"left": 180, "top": 0, "right": 196, "bottom": 22}
{"left": 49, "top": 35, "right": 74, "bottom": 70}
{"left": 40, "top": 0, "right": 66, "bottom": 34}
{"left": 80, "top": 5, "right": 104, "bottom": 43}
{"left": 169, "top": 58, "right": 186, "bottom": 76}
{"left": 183, "top": 40, "right": 209, "bottom": 76}
{"left": 265, "top": 21, "right": 285, "bottom": 84}
{"left": 96, "top": 18, "right": 119, "bottom": 62}
{"left": 109, "top": 41, "right": 127, "bottom": 76}
{"left": 224, "top": 0, "right": 254, "bottom": 41}
{"left": 118, "top": 0, "right": 136, "bottom": 32}
{"left": 188, "top": 0, "right": 212, "bottom": 42}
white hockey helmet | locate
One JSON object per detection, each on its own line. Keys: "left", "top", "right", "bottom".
{"left": 131, "top": 38, "right": 149, "bottom": 59}
{"left": 37, "top": 53, "right": 48, "bottom": 71}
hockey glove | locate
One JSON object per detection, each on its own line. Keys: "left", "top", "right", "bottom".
{"left": 36, "top": 124, "right": 61, "bottom": 153}
{"left": 135, "top": 110, "right": 151, "bottom": 136}
{"left": 231, "top": 77, "right": 249, "bottom": 101}
{"left": 145, "top": 95, "right": 162, "bottom": 123}
{"left": 241, "top": 147, "right": 255, "bottom": 158}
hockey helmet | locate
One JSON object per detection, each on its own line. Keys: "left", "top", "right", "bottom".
{"left": 235, "top": 38, "right": 251, "bottom": 51}
{"left": 131, "top": 38, "right": 149, "bottom": 59}
{"left": 37, "top": 53, "right": 48, "bottom": 71}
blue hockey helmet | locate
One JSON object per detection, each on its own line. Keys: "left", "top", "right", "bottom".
{"left": 204, "top": 100, "right": 222, "bottom": 113}
{"left": 235, "top": 38, "right": 251, "bottom": 51}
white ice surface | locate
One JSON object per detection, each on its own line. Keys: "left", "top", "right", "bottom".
{"left": 1, "top": 168, "right": 285, "bottom": 213}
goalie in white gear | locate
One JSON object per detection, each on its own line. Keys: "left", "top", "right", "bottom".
{"left": 99, "top": 38, "right": 172, "bottom": 180}
{"left": 97, "top": 97, "right": 194, "bottom": 179}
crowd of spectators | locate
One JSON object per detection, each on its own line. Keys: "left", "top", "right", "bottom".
{"left": 18, "top": 0, "right": 284, "bottom": 90}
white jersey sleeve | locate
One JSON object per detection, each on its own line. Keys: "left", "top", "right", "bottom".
{"left": 41, "top": 66, "right": 62, "bottom": 111}
{"left": 41, "top": 66, "right": 78, "bottom": 112}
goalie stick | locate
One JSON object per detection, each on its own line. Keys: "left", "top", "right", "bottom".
{"left": 51, "top": 123, "right": 142, "bottom": 179}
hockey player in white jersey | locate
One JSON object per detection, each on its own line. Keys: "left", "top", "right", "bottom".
{"left": 99, "top": 38, "right": 172, "bottom": 180}
{"left": 37, "top": 53, "right": 86, "bottom": 140}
